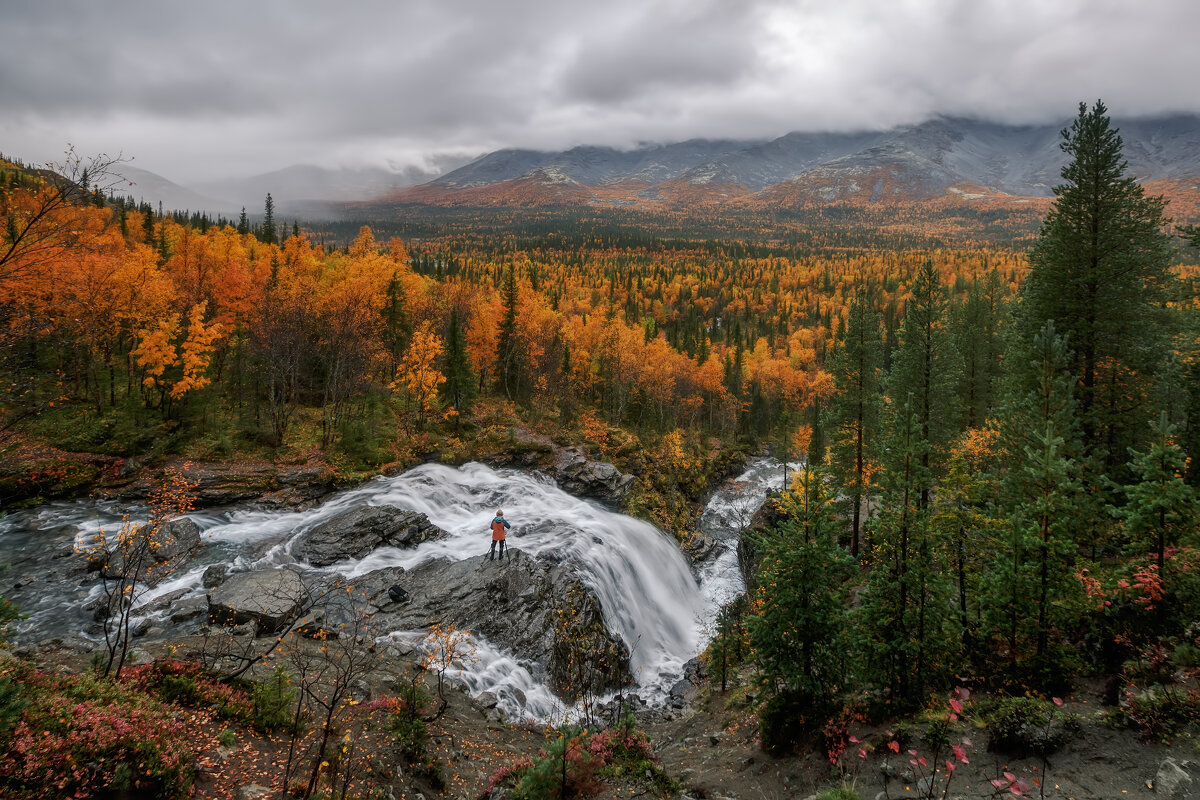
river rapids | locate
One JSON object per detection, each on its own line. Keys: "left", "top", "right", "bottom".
{"left": 0, "top": 457, "right": 788, "bottom": 720}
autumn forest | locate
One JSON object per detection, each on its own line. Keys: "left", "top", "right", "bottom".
{"left": 3, "top": 101, "right": 1200, "bottom": 797}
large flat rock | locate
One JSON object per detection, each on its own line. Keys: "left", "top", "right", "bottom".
{"left": 208, "top": 569, "right": 308, "bottom": 633}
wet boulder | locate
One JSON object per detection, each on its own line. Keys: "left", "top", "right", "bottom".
{"left": 202, "top": 563, "right": 228, "bottom": 588}
{"left": 549, "top": 447, "right": 634, "bottom": 506}
{"left": 668, "top": 657, "right": 705, "bottom": 708}
{"left": 680, "top": 532, "right": 721, "bottom": 567}
{"left": 149, "top": 518, "right": 202, "bottom": 562}
{"left": 168, "top": 597, "right": 209, "bottom": 625}
{"left": 293, "top": 506, "right": 447, "bottom": 567}
{"left": 360, "top": 549, "right": 631, "bottom": 700}
{"left": 208, "top": 569, "right": 308, "bottom": 633}
{"left": 101, "top": 517, "right": 202, "bottom": 587}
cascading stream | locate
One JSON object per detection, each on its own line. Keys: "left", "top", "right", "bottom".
{"left": 329, "top": 462, "right": 709, "bottom": 691}
{"left": 0, "top": 459, "right": 787, "bottom": 718}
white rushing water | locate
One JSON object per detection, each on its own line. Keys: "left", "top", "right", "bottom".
{"left": 693, "top": 456, "right": 800, "bottom": 611}
{"left": 337, "top": 462, "right": 707, "bottom": 692}
{"left": 0, "top": 458, "right": 792, "bottom": 720}
{"left": 378, "top": 629, "right": 569, "bottom": 722}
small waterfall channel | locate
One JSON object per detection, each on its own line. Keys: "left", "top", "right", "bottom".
{"left": 0, "top": 457, "right": 787, "bottom": 719}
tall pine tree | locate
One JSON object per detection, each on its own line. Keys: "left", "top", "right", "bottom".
{"left": 887, "top": 259, "right": 961, "bottom": 509}
{"left": 1019, "top": 100, "right": 1173, "bottom": 473}
{"left": 750, "top": 461, "right": 854, "bottom": 751}
{"left": 495, "top": 265, "right": 525, "bottom": 401}
{"left": 984, "top": 321, "right": 1081, "bottom": 668}
{"left": 857, "top": 400, "right": 954, "bottom": 708}
{"left": 952, "top": 270, "right": 1006, "bottom": 428}
{"left": 262, "top": 193, "right": 277, "bottom": 246}
{"left": 1121, "top": 413, "right": 1197, "bottom": 576}
{"left": 440, "top": 307, "right": 477, "bottom": 422}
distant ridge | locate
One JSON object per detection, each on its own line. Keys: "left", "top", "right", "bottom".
{"left": 91, "top": 113, "right": 1200, "bottom": 219}
{"left": 111, "top": 165, "right": 241, "bottom": 216}
{"left": 368, "top": 114, "right": 1200, "bottom": 212}
{"left": 195, "top": 161, "right": 470, "bottom": 215}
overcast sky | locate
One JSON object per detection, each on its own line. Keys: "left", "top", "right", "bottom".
{"left": 2, "top": 0, "right": 1198, "bottom": 184}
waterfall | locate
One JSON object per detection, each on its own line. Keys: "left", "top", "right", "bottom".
{"left": 0, "top": 458, "right": 790, "bottom": 719}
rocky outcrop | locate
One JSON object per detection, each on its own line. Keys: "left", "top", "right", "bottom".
{"left": 668, "top": 657, "right": 706, "bottom": 708}
{"left": 680, "top": 532, "right": 721, "bottom": 567}
{"left": 102, "top": 517, "right": 202, "bottom": 587}
{"left": 549, "top": 447, "right": 634, "bottom": 506}
{"left": 208, "top": 569, "right": 308, "bottom": 633}
{"left": 148, "top": 518, "right": 202, "bottom": 562}
{"left": 293, "top": 506, "right": 447, "bottom": 567}
{"left": 1154, "top": 758, "right": 1199, "bottom": 798}
{"left": 110, "top": 460, "right": 336, "bottom": 507}
{"left": 482, "top": 434, "right": 635, "bottom": 507}
{"left": 354, "top": 549, "right": 631, "bottom": 699}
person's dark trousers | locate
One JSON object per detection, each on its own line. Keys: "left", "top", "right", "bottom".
{"left": 489, "top": 540, "right": 506, "bottom": 560}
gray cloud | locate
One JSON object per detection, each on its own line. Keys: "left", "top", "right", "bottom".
{"left": 2, "top": 0, "right": 1198, "bottom": 183}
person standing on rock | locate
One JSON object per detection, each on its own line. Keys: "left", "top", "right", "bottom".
{"left": 489, "top": 509, "right": 511, "bottom": 561}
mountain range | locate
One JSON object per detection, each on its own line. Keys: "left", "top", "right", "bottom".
{"left": 109, "top": 114, "right": 1200, "bottom": 218}
{"left": 374, "top": 114, "right": 1200, "bottom": 211}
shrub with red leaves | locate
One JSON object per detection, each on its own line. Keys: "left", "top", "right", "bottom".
{"left": 0, "top": 661, "right": 194, "bottom": 799}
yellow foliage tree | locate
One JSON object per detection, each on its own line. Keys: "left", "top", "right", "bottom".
{"left": 134, "top": 314, "right": 180, "bottom": 392}
{"left": 394, "top": 320, "right": 445, "bottom": 414}
{"left": 172, "top": 301, "right": 225, "bottom": 399}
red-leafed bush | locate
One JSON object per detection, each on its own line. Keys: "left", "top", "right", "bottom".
{"left": 0, "top": 661, "right": 194, "bottom": 799}
{"left": 121, "top": 657, "right": 253, "bottom": 721}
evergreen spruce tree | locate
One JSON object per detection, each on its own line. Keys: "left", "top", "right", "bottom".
{"left": 780, "top": 462, "right": 841, "bottom": 544}
{"left": 725, "top": 339, "right": 744, "bottom": 399}
{"left": 952, "top": 270, "right": 1006, "bottom": 428}
{"left": 1019, "top": 100, "right": 1173, "bottom": 473}
{"left": 826, "top": 281, "right": 882, "bottom": 555}
{"left": 156, "top": 219, "right": 170, "bottom": 264}
{"left": 237, "top": 207, "right": 249, "bottom": 235}
{"left": 381, "top": 271, "right": 411, "bottom": 381}
{"left": 856, "top": 401, "right": 954, "bottom": 708}
{"left": 440, "top": 307, "right": 477, "bottom": 422}
{"left": 749, "top": 463, "right": 853, "bottom": 751}
{"left": 1181, "top": 224, "right": 1200, "bottom": 251}
{"left": 495, "top": 265, "right": 525, "bottom": 401}
{"left": 262, "top": 193, "right": 277, "bottom": 245}
{"left": 1121, "top": 413, "right": 1197, "bottom": 576}
{"left": 887, "top": 259, "right": 961, "bottom": 509}
{"left": 1014, "top": 419, "right": 1078, "bottom": 660}
{"left": 558, "top": 339, "right": 575, "bottom": 425}
{"left": 984, "top": 321, "right": 1081, "bottom": 670}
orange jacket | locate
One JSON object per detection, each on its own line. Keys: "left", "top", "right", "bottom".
{"left": 491, "top": 516, "right": 509, "bottom": 541}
